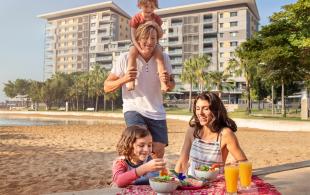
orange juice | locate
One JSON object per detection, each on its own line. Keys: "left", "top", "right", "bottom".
{"left": 224, "top": 165, "right": 239, "bottom": 193}
{"left": 239, "top": 161, "right": 252, "bottom": 188}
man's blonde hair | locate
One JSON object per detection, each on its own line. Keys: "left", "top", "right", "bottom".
{"left": 135, "top": 22, "right": 159, "bottom": 41}
{"left": 138, "top": 0, "right": 159, "bottom": 9}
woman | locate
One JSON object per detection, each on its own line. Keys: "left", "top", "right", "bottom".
{"left": 175, "top": 92, "right": 247, "bottom": 176}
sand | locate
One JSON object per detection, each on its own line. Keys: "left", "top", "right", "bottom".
{"left": 1, "top": 117, "right": 310, "bottom": 195}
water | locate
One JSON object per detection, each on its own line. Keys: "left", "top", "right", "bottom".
{"left": 0, "top": 115, "right": 124, "bottom": 126}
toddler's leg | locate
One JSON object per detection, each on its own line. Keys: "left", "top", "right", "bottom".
{"left": 155, "top": 45, "right": 169, "bottom": 92}
{"left": 126, "top": 46, "right": 139, "bottom": 91}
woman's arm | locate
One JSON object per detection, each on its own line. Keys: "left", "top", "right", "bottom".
{"left": 175, "top": 127, "right": 194, "bottom": 173}
{"left": 221, "top": 128, "right": 247, "bottom": 162}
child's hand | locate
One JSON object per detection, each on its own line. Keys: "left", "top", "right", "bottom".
{"left": 136, "top": 158, "right": 166, "bottom": 176}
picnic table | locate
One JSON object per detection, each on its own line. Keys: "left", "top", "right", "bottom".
{"left": 116, "top": 175, "right": 281, "bottom": 195}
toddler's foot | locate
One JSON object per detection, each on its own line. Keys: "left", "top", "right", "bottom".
{"left": 126, "top": 81, "right": 135, "bottom": 91}
{"left": 160, "top": 82, "right": 169, "bottom": 93}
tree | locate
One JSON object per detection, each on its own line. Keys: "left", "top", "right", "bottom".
{"left": 28, "top": 80, "right": 44, "bottom": 111}
{"left": 3, "top": 81, "right": 17, "bottom": 98}
{"left": 105, "top": 89, "right": 120, "bottom": 112}
{"left": 228, "top": 36, "right": 261, "bottom": 115}
{"left": 208, "top": 71, "right": 232, "bottom": 98}
{"left": 258, "top": 17, "right": 303, "bottom": 117}
{"left": 88, "top": 64, "right": 107, "bottom": 112}
{"left": 181, "top": 55, "right": 210, "bottom": 111}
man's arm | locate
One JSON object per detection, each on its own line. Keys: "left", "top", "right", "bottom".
{"left": 104, "top": 70, "right": 137, "bottom": 93}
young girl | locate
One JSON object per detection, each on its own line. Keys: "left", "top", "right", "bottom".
{"left": 112, "top": 125, "right": 166, "bottom": 187}
{"left": 175, "top": 92, "right": 247, "bottom": 177}
{"left": 126, "top": 0, "right": 169, "bottom": 92}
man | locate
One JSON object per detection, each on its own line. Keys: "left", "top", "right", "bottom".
{"left": 104, "top": 22, "right": 175, "bottom": 158}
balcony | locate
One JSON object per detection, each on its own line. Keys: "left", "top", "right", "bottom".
{"left": 203, "top": 48, "right": 213, "bottom": 53}
{"left": 96, "top": 56, "right": 112, "bottom": 61}
{"left": 168, "top": 41, "right": 182, "bottom": 45}
{"left": 172, "top": 68, "right": 183, "bottom": 74}
{"left": 203, "top": 28, "right": 215, "bottom": 33}
{"left": 168, "top": 33, "right": 179, "bottom": 37}
{"left": 203, "top": 18, "right": 213, "bottom": 23}
{"left": 170, "top": 59, "right": 183, "bottom": 64}
{"left": 203, "top": 38, "right": 214, "bottom": 43}
{"left": 169, "top": 50, "right": 182, "bottom": 55}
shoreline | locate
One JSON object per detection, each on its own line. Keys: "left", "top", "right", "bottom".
{"left": 0, "top": 110, "right": 309, "bottom": 131}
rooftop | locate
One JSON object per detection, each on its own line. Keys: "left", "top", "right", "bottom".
{"left": 156, "top": 0, "right": 260, "bottom": 20}
{"left": 37, "top": 1, "right": 131, "bottom": 20}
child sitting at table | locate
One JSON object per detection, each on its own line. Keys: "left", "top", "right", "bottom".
{"left": 175, "top": 92, "right": 248, "bottom": 177}
{"left": 112, "top": 125, "right": 166, "bottom": 187}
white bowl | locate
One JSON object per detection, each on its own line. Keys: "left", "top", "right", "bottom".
{"left": 194, "top": 168, "right": 219, "bottom": 180}
{"left": 149, "top": 178, "right": 179, "bottom": 194}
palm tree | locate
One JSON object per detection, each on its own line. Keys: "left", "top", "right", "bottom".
{"left": 208, "top": 71, "right": 231, "bottom": 98}
{"left": 195, "top": 55, "right": 211, "bottom": 92}
{"left": 28, "top": 80, "right": 43, "bottom": 111}
{"left": 181, "top": 58, "right": 196, "bottom": 112}
{"left": 105, "top": 89, "right": 120, "bottom": 112}
{"left": 88, "top": 64, "right": 108, "bottom": 112}
{"left": 181, "top": 55, "right": 211, "bottom": 111}
{"left": 76, "top": 72, "right": 89, "bottom": 111}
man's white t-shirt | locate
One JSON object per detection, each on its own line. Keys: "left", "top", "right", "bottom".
{"left": 111, "top": 52, "right": 172, "bottom": 120}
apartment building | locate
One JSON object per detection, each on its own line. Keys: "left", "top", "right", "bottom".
{"left": 156, "top": 0, "right": 259, "bottom": 101}
{"left": 38, "top": 1, "right": 131, "bottom": 79}
{"left": 39, "top": 0, "right": 259, "bottom": 103}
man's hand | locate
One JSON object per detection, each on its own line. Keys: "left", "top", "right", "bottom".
{"left": 159, "top": 71, "right": 170, "bottom": 85}
{"left": 123, "top": 69, "right": 137, "bottom": 83}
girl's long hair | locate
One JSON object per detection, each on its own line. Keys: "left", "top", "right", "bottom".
{"left": 189, "top": 92, "right": 237, "bottom": 138}
{"left": 116, "top": 125, "right": 151, "bottom": 160}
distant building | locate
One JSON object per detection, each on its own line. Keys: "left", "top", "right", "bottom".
{"left": 39, "top": 0, "right": 259, "bottom": 103}
{"left": 38, "top": 1, "right": 131, "bottom": 79}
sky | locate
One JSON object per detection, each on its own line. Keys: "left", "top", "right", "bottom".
{"left": 0, "top": 0, "right": 297, "bottom": 102}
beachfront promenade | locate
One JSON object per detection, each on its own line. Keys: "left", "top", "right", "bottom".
{"left": 1, "top": 111, "right": 309, "bottom": 132}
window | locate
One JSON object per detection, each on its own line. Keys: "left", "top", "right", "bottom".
{"left": 90, "top": 38, "right": 96, "bottom": 43}
{"left": 220, "top": 62, "right": 224, "bottom": 68}
{"left": 220, "top": 23, "right": 223, "bottom": 28}
{"left": 230, "top": 52, "right": 234, "bottom": 57}
{"left": 90, "top": 31, "right": 96, "bottom": 35}
{"left": 230, "top": 12, "right": 238, "bottom": 17}
{"left": 220, "top": 52, "right": 224, "bottom": 58}
{"left": 219, "top": 33, "right": 224, "bottom": 38}
{"left": 220, "top": 42, "right": 224, "bottom": 47}
{"left": 230, "top": 31, "right": 238, "bottom": 37}
{"left": 90, "top": 46, "right": 96, "bottom": 50}
{"left": 219, "top": 13, "right": 223, "bottom": 18}
{"left": 230, "top": 21, "right": 238, "bottom": 27}
{"left": 230, "top": 41, "right": 238, "bottom": 47}
{"left": 90, "top": 23, "right": 96, "bottom": 27}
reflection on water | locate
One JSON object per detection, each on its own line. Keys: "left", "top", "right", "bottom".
{"left": 0, "top": 115, "right": 124, "bottom": 126}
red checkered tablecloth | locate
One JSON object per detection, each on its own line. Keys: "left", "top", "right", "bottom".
{"left": 117, "top": 175, "right": 281, "bottom": 195}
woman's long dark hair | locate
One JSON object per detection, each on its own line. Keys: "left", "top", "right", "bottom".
{"left": 189, "top": 92, "right": 237, "bottom": 138}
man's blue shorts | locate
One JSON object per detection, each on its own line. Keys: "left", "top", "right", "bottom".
{"left": 124, "top": 111, "right": 168, "bottom": 145}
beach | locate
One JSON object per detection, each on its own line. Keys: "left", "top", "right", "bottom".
{"left": 1, "top": 117, "right": 310, "bottom": 195}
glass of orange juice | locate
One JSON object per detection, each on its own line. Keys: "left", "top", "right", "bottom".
{"left": 224, "top": 164, "right": 239, "bottom": 195}
{"left": 239, "top": 161, "right": 252, "bottom": 189}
